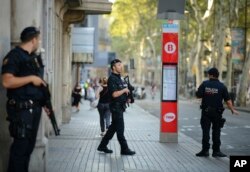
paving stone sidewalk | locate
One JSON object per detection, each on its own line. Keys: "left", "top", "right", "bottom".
{"left": 47, "top": 101, "right": 229, "bottom": 172}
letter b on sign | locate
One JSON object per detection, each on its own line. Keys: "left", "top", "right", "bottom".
{"left": 164, "top": 42, "right": 176, "bottom": 54}
{"left": 230, "top": 156, "right": 250, "bottom": 172}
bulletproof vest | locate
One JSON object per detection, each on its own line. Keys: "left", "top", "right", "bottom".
{"left": 7, "top": 48, "right": 44, "bottom": 100}
{"left": 109, "top": 74, "right": 127, "bottom": 104}
{"left": 201, "top": 80, "right": 224, "bottom": 108}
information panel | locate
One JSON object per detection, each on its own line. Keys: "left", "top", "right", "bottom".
{"left": 162, "top": 65, "right": 177, "bottom": 101}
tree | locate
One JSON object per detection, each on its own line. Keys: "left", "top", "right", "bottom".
{"left": 186, "top": 0, "right": 213, "bottom": 87}
{"left": 109, "top": 0, "right": 161, "bottom": 84}
{"left": 235, "top": 0, "right": 250, "bottom": 106}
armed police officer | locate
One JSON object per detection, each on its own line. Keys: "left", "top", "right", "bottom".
{"left": 196, "top": 67, "right": 239, "bottom": 157}
{"left": 97, "top": 59, "right": 136, "bottom": 155}
{"left": 1, "top": 26, "right": 48, "bottom": 172}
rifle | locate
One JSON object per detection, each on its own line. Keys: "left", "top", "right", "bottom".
{"left": 124, "top": 75, "right": 135, "bottom": 105}
{"left": 41, "top": 85, "right": 60, "bottom": 136}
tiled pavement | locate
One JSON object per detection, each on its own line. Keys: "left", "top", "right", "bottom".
{"left": 47, "top": 102, "right": 229, "bottom": 172}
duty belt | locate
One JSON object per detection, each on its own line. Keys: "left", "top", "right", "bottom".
{"left": 202, "top": 106, "right": 224, "bottom": 114}
{"left": 8, "top": 99, "right": 39, "bottom": 109}
{"left": 204, "top": 107, "right": 217, "bottom": 112}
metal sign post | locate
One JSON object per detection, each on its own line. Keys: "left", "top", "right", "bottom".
{"left": 156, "top": 0, "right": 185, "bottom": 143}
{"left": 160, "top": 20, "right": 179, "bottom": 143}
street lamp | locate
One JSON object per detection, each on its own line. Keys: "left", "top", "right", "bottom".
{"left": 224, "top": 42, "right": 231, "bottom": 54}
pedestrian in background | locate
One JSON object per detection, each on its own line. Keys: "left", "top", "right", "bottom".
{"left": 196, "top": 67, "right": 239, "bottom": 157}
{"left": 96, "top": 77, "right": 111, "bottom": 136}
{"left": 72, "top": 83, "right": 82, "bottom": 112}
{"left": 151, "top": 83, "right": 157, "bottom": 100}
{"left": 1, "top": 26, "right": 48, "bottom": 172}
{"left": 87, "top": 83, "right": 95, "bottom": 102}
{"left": 83, "top": 81, "right": 89, "bottom": 100}
{"left": 97, "top": 59, "right": 135, "bottom": 156}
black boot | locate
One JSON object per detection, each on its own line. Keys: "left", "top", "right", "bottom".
{"left": 97, "top": 146, "right": 113, "bottom": 153}
{"left": 212, "top": 151, "right": 226, "bottom": 157}
{"left": 196, "top": 150, "right": 209, "bottom": 157}
{"left": 121, "top": 148, "right": 136, "bottom": 155}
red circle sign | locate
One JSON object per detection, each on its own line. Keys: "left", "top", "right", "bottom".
{"left": 164, "top": 42, "right": 176, "bottom": 54}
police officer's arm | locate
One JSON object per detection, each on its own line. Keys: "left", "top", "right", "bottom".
{"left": 108, "top": 77, "right": 130, "bottom": 98}
{"left": 196, "top": 82, "right": 205, "bottom": 98}
{"left": 1, "top": 54, "right": 46, "bottom": 89}
{"left": 226, "top": 100, "right": 239, "bottom": 115}
{"left": 222, "top": 85, "right": 239, "bottom": 115}
{"left": 112, "top": 88, "right": 129, "bottom": 98}
{"left": 2, "top": 73, "right": 46, "bottom": 89}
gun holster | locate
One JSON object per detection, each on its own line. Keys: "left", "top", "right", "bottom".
{"left": 9, "top": 119, "right": 31, "bottom": 139}
{"left": 219, "top": 118, "right": 226, "bottom": 128}
{"left": 7, "top": 102, "right": 33, "bottom": 139}
{"left": 217, "top": 108, "right": 225, "bottom": 114}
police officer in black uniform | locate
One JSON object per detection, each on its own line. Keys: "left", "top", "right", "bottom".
{"left": 196, "top": 67, "right": 239, "bottom": 157}
{"left": 97, "top": 59, "right": 136, "bottom": 155}
{"left": 1, "top": 26, "right": 48, "bottom": 172}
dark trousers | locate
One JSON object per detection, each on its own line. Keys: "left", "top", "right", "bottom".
{"left": 98, "top": 108, "right": 128, "bottom": 150}
{"left": 97, "top": 103, "right": 111, "bottom": 132}
{"left": 200, "top": 109, "right": 222, "bottom": 152}
{"left": 7, "top": 107, "right": 42, "bottom": 172}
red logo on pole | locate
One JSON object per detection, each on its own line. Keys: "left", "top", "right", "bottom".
{"left": 161, "top": 102, "right": 177, "bottom": 132}
{"left": 162, "top": 33, "right": 178, "bottom": 63}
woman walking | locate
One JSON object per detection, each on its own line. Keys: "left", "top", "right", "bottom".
{"left": 96, "top": 77, "right": 111, "bottom": 136}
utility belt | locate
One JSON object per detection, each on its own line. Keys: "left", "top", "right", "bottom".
{"left": 7, "top": 99, "right": 40, "bottom": 110}
{"left": 200, "top": 105, "right": 226, "bottom": 128}
{"left": 200, "top": 105, "right": 225, "bottom": 114}
{"left": 110, "top": 102, "right": 127, "bottom": 111}
{"left": 7, "top": 99, "right": 40, "bottom": 138}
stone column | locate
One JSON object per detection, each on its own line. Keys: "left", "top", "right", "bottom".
{"left": 0, "top": 1, "right": 11, "bottom": 171}
{"left": 11, "top": 0, "right": 43, "bottom": 44}
{"left": 62, "top": 28, "right": 72, "bottom": 123}
{"left": 62, "top": 10, "right": 85, "bottom": 123}
{"left": 11, "top": 0, "right": 47, "bottom": 171}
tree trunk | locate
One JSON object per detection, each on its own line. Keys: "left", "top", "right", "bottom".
{"left": 194, "top": 35, "right": 203, "bottom": 88}
{"left": 237, "top": 43, "right": 250, "bottom": 106}
{"left": 215, "top": 4, "right": 228, "bottom": 80}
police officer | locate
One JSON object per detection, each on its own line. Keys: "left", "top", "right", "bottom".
{"left": 97, "top": 59, "right": 136, "bottom": 155}
{"left": 196, "top": 67, "right": 239, "bottom": 157}
{"left": 1, "top": 26, "right": 47, "bottom": 172}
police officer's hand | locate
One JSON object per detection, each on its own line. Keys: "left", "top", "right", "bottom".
{"left": 123, "top": 88, "right": 130, "bottom": 95}
{"left": 231, "top": 109, "right": 239, "bottom": 115}
{"left": 30, "top": 75, "right": 46, "bottom": 87}
{"left": 43, "top": 106, "right": 51, "bottom": 116}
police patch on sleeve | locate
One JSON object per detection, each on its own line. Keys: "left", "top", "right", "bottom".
{"left": 3, "top": 58, "right": 8, "bottom": 65}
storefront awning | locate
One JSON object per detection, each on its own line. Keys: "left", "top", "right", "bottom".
{"left": 69, "top": 0, "right": 112, "bottom": 14}
{"left": 72, "top": 53, "right": 93, "bottom": 64}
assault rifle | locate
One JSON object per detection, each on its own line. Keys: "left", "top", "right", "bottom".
{"left": 41, "top": 85, "right": 60, "bottom": 136}
{"left": 124, "top": 75, "right": 135, "bottom": 105}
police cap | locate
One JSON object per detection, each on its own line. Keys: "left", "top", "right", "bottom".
{"left": 110, "top": 59, "right": 122, "bottom": 69}
{"left": 208, "top": 67, "right": 219, "bottom": 78}
{"left": 20, "top": 26, "right": 40, "bottom": 42}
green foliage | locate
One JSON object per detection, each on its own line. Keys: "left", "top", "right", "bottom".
{"left": 109, "top": 0, "right": 161, "bottom": 58}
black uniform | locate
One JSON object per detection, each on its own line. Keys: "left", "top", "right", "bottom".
{"left": 196, "top": 78, "right": 230, "bottom": 152}
{"left": 1, "top": 47, "right": 44, "bottom": 172}
{"left": 98, "top": 72, "right": 129, "bottom": 150}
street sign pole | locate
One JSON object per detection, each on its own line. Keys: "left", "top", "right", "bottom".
{"left": 156, "top": 0, "right": 185, "bottom": 143}
{"left": 160, "top": 20, "right": 179, "bottom": 143}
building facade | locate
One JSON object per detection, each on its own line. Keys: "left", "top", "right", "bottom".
{"left": 0, "top": 0, "right": 112, "bottom": 171}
